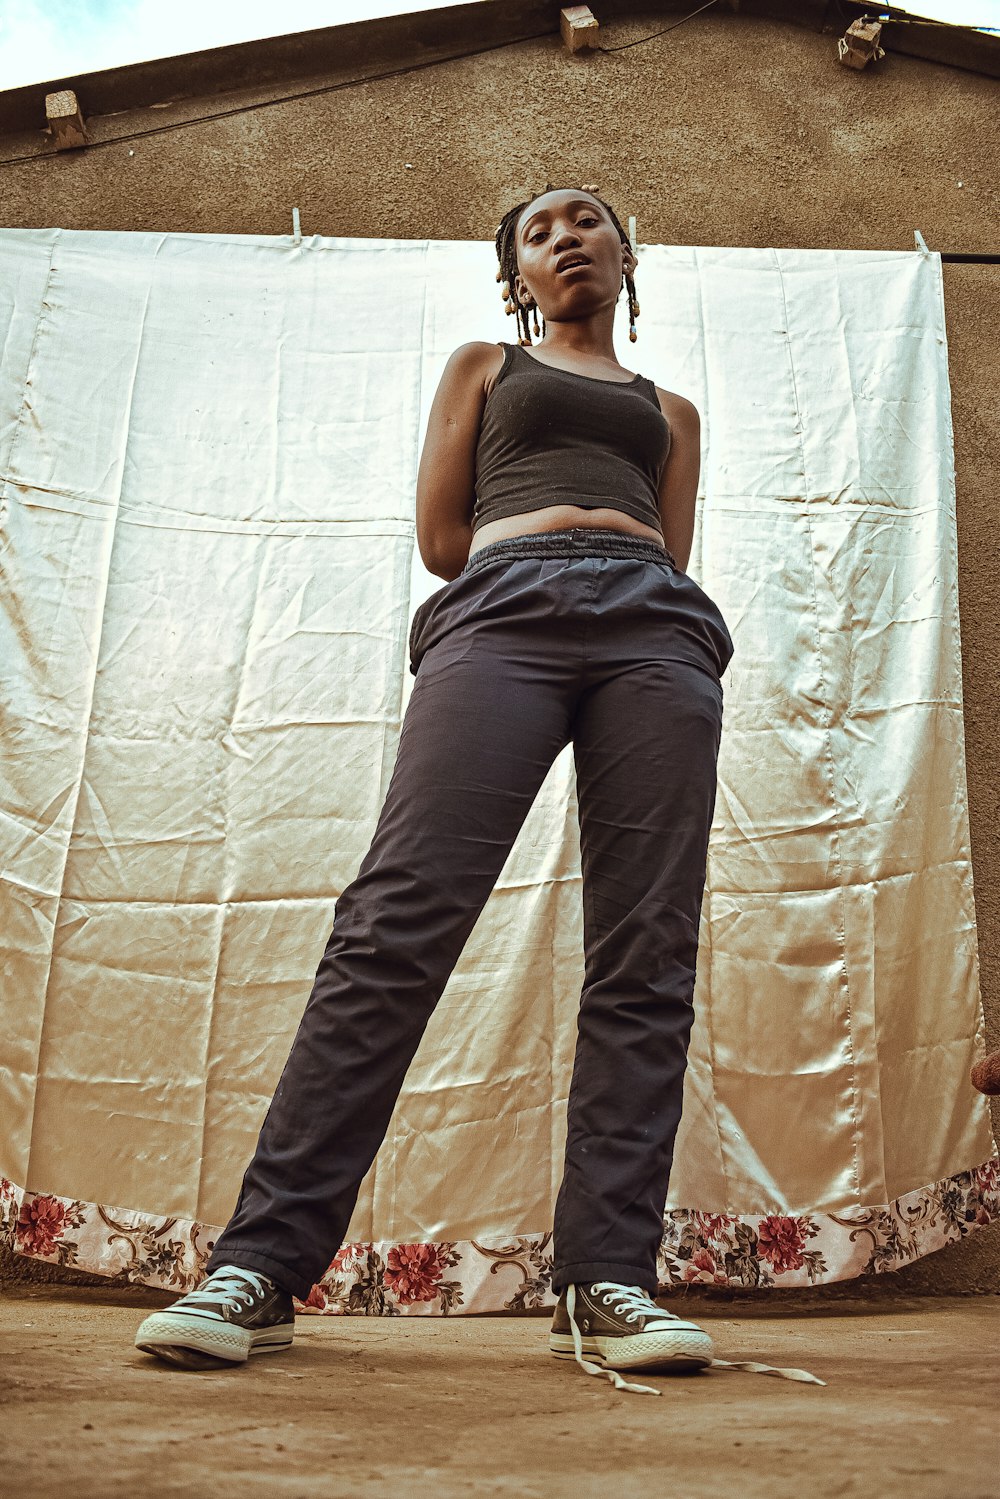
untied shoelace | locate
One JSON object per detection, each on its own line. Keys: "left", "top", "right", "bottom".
{"left": 566, "top": 1282, "right": 826, "bottom": 1397}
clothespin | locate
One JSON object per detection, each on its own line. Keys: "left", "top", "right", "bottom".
{"left": 291, "top": 207, "right": 302, "bottom": 246}
{"left": 913, "top": 229, "right": 930, "bottom": 257}
{"left": 628, "top": 215, "right": 637, "bottom": 254}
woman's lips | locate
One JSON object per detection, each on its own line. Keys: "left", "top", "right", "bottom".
{"left": 557, "top": 261, "right": 590, "bottom": 275}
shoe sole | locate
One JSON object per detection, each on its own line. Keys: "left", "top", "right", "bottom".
{"left": 549, "top": 1328, "right": 713, "bottom": 1371}
{"left": 134, "top": 1310, "right": 294, "bottom": 1369}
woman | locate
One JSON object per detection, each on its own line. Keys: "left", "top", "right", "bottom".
{"left": 134, "top": 185, "right": 738, "bottom": 1395}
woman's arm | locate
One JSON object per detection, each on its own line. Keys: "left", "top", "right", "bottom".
{"left": 415, "top": 342, "right": 495, "bottom": 580}
{"left": 653, "top": 390, "right": 701, "bottom": 574}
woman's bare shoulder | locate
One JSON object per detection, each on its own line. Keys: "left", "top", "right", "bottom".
{"left": 443, "top": 340, "right": 508, "bottom": 399}
{"left": 652, "top": 386, "right": 701, "bottom": 425}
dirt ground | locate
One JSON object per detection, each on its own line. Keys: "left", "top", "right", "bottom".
{"left": 2, "top": 1285, "right": 998, "bottom": 1499}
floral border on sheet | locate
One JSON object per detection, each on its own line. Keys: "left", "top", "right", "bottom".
{"left": 3, "top": 1158, "right": 997, "bottom": 1315}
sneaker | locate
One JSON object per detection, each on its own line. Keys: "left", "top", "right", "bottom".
{"left": 134, "top": 1265, "right": 295, "bottom": 1370}
{"left": 550, "top": 1282, "right": 714, "bottom": 1394}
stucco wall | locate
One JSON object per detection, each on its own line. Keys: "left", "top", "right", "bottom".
{"left": 1, "top": 2, "right": 997, "bottom": 1296}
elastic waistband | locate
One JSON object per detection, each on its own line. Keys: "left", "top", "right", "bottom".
{"left": 462, "top": 528, "right": 677, "bottom": 577}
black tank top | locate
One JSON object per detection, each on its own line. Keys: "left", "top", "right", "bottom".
{"left": 471, "top": 341, "right": 671, "bottom": 536}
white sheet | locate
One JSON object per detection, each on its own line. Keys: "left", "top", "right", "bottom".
{"left": 1, "top": 227, "right": 995, "bottom": 1312}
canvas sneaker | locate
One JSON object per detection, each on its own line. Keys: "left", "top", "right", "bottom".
{"left": 134, "top": 1264, "right": 295, "bottom": 1370}
{"left": 551, "top": 1281, "right": 714, "bottom": 1395}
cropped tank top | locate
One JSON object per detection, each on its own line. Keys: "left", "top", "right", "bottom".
{"left": 471, "top": 341, "right": 671, "bottom": 535}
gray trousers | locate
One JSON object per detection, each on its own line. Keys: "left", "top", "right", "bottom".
{"left": 206, "top": 526, "right": 734, "bottom": 1301}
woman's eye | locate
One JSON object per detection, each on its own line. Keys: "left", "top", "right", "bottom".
{"left": 530, "top": 218, "right": 598, "bottom": 242}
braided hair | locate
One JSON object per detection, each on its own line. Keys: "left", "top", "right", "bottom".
{"left": 494, "top": 184, "right": 640, "bottom": 347}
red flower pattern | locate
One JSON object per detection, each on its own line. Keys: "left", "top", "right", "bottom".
{"left": 16, "top": 1195, "right": 69, "bottom": 1256}
{"left": 682, "top": 1247, "right": 729, "bottom": 1284}
{"left": 384, "top": 1243, "right": 450, "bottom": 1304}
{"left": 694, "top": 1212, "right": 730, "bottom": 1243}
{"left": 975, "top": 1159, "right": 999, "bottom": 1194}
{"left": 331, "top": 1242, "right": 370, "bottom": 1272}
{"left": 756, "top": 1215, "right": 812, "bottom": 1274}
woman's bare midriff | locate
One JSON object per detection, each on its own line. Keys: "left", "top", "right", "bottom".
{"left": 467, "top": 506, "right": 666, "bottom": 559}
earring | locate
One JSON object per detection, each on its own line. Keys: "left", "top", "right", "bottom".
{"left": 625, "top": 269, "right": 640, "bottom": 343}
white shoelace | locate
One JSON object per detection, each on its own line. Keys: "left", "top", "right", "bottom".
{"left": 566, "top": 1282, "right": 825, "bottom": 1396}
{"left": 197, "top": 1265, "right": 275, "bottom": 1309}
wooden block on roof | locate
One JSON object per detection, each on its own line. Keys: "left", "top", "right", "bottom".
{"left": 45, "top": 90, "right": 88, "bottom": 149}
{"left": 837, "top": 19, "right": 886, "bottom": 70}
{"left": 560, "top": 5, "right": 600, "bottom": 53}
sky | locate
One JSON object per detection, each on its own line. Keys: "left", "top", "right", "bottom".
{"left": 1, "top": 0, "right": 998, "bottom": 92}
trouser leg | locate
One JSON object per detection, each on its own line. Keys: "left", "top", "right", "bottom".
{"left": 206, "top": 625, "right": 573, "bottom": 1300}
{"left": 551, "top": 638, "right": 725, "bottom": 1297}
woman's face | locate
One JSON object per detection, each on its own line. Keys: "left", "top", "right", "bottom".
{"left": 512, "top": 189, "right": 636, "bottom": 323}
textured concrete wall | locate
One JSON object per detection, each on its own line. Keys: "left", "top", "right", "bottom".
{"left": 1, "top": 3, "right": 998, "bottom": 1296}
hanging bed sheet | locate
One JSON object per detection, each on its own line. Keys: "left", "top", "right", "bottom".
{"left": 0, "top": 226, "right": 995, "bottom": 1315}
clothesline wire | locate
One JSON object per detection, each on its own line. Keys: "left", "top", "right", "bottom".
{"left": 2, "top": 4, "right": 711, "bottom": 169}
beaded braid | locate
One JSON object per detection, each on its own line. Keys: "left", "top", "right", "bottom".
{"left": 493, "top": 185, "right": 641, "bottom": 345}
